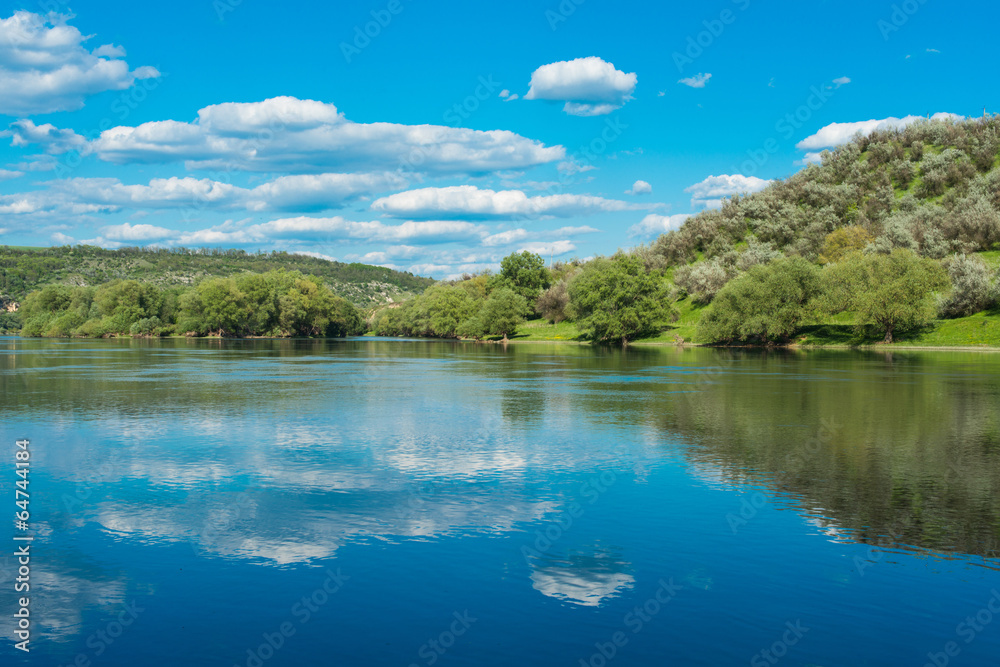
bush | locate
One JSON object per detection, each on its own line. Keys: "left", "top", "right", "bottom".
{"left": 819, "top": 226, "right": 872, "bottom": 265}
{"left": 129, "top": 317, "right": 163, "bottom": 336}
{"left": 937, "top": 254, "right": 997, "bottom": 318}
{"left": 673, "top": 258, "right": 733, "bottom": 304}
{"left": 536, "top": 280, "right": 571, "bottom": 323}
{"left": 697, "top": 258, "right": 822, "bottom": 344}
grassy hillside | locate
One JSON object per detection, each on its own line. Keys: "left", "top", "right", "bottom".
{"left": 0, "top": 245, "right": 434, "bottom": 308}
{"left": 650, "top": 116, "right": 1000, "bottom": 271}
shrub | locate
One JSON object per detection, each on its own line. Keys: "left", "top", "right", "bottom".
{"left": 537, "top": 280, "right": 571, "bottom": 324}
{"left": 129, "top": 317, "right": 163, "bottom": 336}
{"left": 697, "top": 258, "right": 822, "bottom": 344}
{"left": 819, "top": 226, "right": 872, "bottom": 264}
{"left": 937, "top": 254, "right": 996, "bottom": 318}
{"left": 673, "top": 258, "right": 733, "bottom": 304}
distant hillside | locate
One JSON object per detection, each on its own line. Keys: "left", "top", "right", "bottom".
{"left": 0, "top": 245, "right": 435, "bottom": 308}
{"left": 650, "top": 116, "right": 1000, "bottom": 269}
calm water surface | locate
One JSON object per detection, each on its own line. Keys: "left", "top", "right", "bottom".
{"left": 1, "top": 338, "right": 999, "bottom": 666}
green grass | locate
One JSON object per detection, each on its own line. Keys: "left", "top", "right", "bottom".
{"left": 978, "top": 251, "right": 1000, "bottom": 269}
{"left": 796, "top": 310, "right": 1000, "bottom": 348}
{"left": 510, "top": 307, "right": 1000, "bottom": 350}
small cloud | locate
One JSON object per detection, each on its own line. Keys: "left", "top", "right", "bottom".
{"left": 51, "top": 232, "right": 75, "bottom": 244}
{"left": 768, "top": 78, "right": 776, "bottom": 88}
{"left": 0, "top": 169, "right": 23, "bottom": 181}
{"left": 832, "top": 76, "right": 851, "bottom": 86}
{"left": 795, "top": 152, "right": 826, "bottom": 166}
{"left": 557, "top": 160, "right": 596, "bottom": 176}
{"left": 657, "top": 91, "right": 666, "bottom": 97}
{"left": 684, "top": 174, "right": 772, "bottom": 209}
{"left": 678, "top": 73, "right": 712, "bottom": 89}
{"left": 625, "top": 180, "right": 652, "bottom": 196}
{"left": 628, "top": 213, "right": 690, "bottom": 238}
{"left": 525, "top": 56, "right": 637, "bottom": 116}
{"left": 499, "top": 89, "right": 520, "bottom": 102}
{"left": 927, "top": 48, "right": 940, "bottom": 53}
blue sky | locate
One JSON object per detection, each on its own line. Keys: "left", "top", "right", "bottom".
{"left": 0, "top": 0, "right": 997, "bottom": 278}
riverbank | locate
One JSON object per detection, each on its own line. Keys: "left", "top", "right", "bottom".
{"left": 507, "top": 308, "right": 1000, "bottom": 350}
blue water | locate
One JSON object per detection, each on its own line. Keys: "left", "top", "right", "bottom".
{"left": 2, "top": 338, "right": 999, "bottom": 666}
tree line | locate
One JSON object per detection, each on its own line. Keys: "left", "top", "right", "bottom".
{"left": 17, "top": 271, "right": 365, "bottom": 338}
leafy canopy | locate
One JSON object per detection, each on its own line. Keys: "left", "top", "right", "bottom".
{"left": 568, "top": 253, "right": 675, "bottom": 344}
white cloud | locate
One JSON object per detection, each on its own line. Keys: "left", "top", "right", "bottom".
{"left": 5, "top": 119, "right": 89, "bottom": 154}
{"left": 832, "top": 76, "right": 851, "bottom": 86}
{"left": 480, "top": 225, "right": 597, "bottom": 248}
{"left": 625, "top": 180, "right": 652, "bottom": 195}
{"left": 89, "top": 97, "right": 564, "bottom": 175}
{"left": 927, "top": 48, "right": 940, "bottom": 53}
{"left": 684, "top": 174, "right": 772, "bottom": 208}
{"left": 499, "top": 89, "right": 519, "bottom": 102}
{"left": 517, "top": 240, "right": 576, "bottom": 256}
{"left": 0, "top": 11, "right": 160, "bottom": 116}
{"left": 524, "top": 57, "right": 637, "bottom": 116}
{"left": 795, "top": 151, "right": 825, "bottom": 166}
{"left": 796, "top": 112, "right": 963, "bottom": 150}
{"left": 0, "top": 168, "right": 23, "bottom": 180}
{"left": 627, "top": 213, "right": 691, "bottom": 238}
{"left": 39, "top": 172, "right": 409, "bottom": 213}
{"left": 678, "top": 73, "right": 712, "bottom": 88}
{"left": 557, "top": 160, "right": 596, "bottom": 176}
{"left": 98, "top": 222, "right": 177, "bottom": 242}
{"left": 291, "top": 251, "right": 338, "bottom": 262}
{"left": 51, "top": 232, "right": 74, "bottom": 244}
{"left": 482, "top": 229, "right": 531, "bottom": 246}
{"left": 371, "top": 185, "right": 648, "bottom": 220}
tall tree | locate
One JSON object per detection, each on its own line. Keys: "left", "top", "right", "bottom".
{"left": 822, "top": 249, "right": 948, "bottom": 343}
{"left": 567, "top": 253, "right": 675, "bottom": 345}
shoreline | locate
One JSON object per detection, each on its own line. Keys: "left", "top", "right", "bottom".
{"left": 5, "top": 333, "right": 1000, "bottom": 353}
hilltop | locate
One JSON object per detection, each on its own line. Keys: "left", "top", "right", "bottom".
{"left": 0, "top": 245, "right": 435, "bottom": 309}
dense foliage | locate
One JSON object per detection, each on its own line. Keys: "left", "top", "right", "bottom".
{"left": 0, "top": 245, "right": 433, "bottom": 306}
{"left": 697, "top": 258, "right": 822, "bottom": 344}
{"left": 18, "top": 271, "right": 364, "bottom": 338}
{"left": 822, "top": 250, "right": 949, "bottom": 343}
{"left": 567, "top": 253, "right": 675, "bottom": 344}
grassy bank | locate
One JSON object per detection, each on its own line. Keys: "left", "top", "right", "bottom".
{"left": 510, "top": 308, "right": 1000, "bottom": 349}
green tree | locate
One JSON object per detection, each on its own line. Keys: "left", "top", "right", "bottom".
{"left": 697, "top": 258, "right": 822, "bottom": 344}
{"left": 94, "top": 280, "right": 163, "bottom": 332}
{"left": 192, "top": 278, "right": 248, "bottom": 335}
{"left": 459, "top": 287, "right": 530, "bottom": 340}
{"left": 819, "top": 226, "right": 872, "bottom": 265}
{"left": 567, "top": 254, "right": 675, "bottom": 345}
{"left": 490, "top": 251, "right": 551, "bottom": 304}
{"left": 823, "top": 249, "right": 948, "bottom": 343}
{"left": 420, "top": 284, "right": 480, "bottom": 338}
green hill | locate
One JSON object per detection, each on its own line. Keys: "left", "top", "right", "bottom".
{"left": 650, "top": 115, "right": 999, "bottom": 274}
{"left": 0, "top": 245, "right": 434, "bottom": 309}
